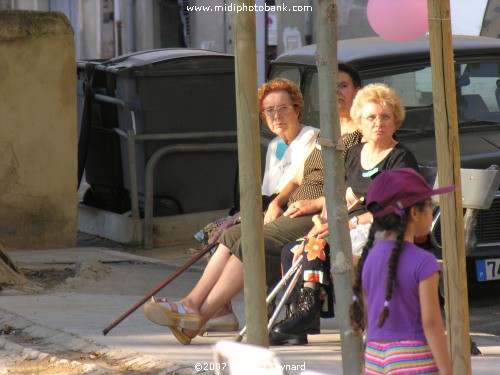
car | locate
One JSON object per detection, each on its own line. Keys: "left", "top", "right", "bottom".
{"left": 266, "top": 35, "right": 500, "bottom": 285}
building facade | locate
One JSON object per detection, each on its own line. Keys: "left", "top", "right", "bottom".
{"left": 1, "top": 0, "right": 498, "bottom": 68}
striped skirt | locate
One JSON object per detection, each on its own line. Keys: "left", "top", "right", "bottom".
{"left": 365, "top": 340, "right": 439, "bottom": 374}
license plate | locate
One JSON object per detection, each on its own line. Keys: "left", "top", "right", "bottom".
{"left": 476, "top": 258, "right": 500, "bottom": 281}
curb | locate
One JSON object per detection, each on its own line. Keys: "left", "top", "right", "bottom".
{"left": 0, "top": 335, "right": 105, "bottom": 374}
{"left": 0, "top": 308, "right": 206, "bottom": 375}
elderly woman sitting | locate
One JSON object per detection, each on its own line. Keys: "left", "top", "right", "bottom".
{"left": 142, "top": 77, "right": 326, "bottom": 344}
{"left": 269, "top": 83, "right": 420, "bottom": 346}
{"left": 193, "top": 78, "right": 318, "bottom": 332}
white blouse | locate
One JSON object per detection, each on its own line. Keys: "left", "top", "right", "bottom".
{"left": 261, "top": 125, "right": 318, "bottom": 196}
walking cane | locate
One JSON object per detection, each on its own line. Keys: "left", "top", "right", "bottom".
{"left": 102, "top": 240, "right": 214, "bottom": 335}
{"left": 102, "top": 215, "right": 239, "bottom": 336}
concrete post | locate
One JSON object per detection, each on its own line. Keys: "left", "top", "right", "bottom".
{"left": 0, "top": 10, "right": 77, "bottom": 249}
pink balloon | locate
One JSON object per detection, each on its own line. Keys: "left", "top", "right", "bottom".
{"left": 367, "top": 0, "right": 428, "bottom": 42}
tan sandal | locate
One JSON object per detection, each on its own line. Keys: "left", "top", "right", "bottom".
{"left": 143, "top": 298, "right": 201, "bottom": 330}
{"left": 169, "top": 325, "right": 192, "bottom": 345}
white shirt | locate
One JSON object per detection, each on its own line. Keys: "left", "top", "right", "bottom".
{"left": 261, "top": 125, "right": 318, "bottom": 196}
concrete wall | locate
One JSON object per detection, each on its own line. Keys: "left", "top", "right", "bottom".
{"left": 0, "top": 10, "right": 77, "bottom": 249}
{"left": 80, "top": 0, "right": 115, "bottom": 59}
{"left": 135, "top": 0, "right": 157, "bottom": 52}
{"left": 190, "top": 0, "right": 229, "bottom": 52}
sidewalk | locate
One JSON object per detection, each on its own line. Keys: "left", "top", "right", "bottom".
{"left": 1, "top": 244, "right": 499, "bottom": 374}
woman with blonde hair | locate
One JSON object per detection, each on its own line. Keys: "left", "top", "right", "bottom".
{"left": 270, "top": 83, "right": 420, "bottom": 345}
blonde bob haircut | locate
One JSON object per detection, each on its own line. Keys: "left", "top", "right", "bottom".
{"left": 258, "top": 78, "right": 304, "bottom": 121}
{"left": 350, "top": 83, "right": 405, "bottom": 129}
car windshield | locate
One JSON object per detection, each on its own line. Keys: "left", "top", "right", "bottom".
{"left": 364, "top": 61, "right": 500, "bottom": 135}
{"left": 276, "top": 61, "right": 500, "bottom": 134}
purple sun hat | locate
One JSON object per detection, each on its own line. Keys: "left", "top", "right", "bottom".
{"left": 366, "top": 168, "right": 456, "bottom": 217}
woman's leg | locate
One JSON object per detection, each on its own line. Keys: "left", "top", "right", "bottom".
{"left": 182, "top": 254, "right": 244, "bottom": 337}
{"left": 260, "top": 214, "right": 316, "bottom": 287}
{"left": 184, "top": 215, "right": 314, "bottom": 336}
{"left": 180, "top": 223, "right": 243, "bottom": 312}
{"left": 180, "top": 244, "right": 232, "bottom": 312}
{"left": 270, "top": 241, "right": 333, "bottom": 345}
{"left": 148, "top": 216, "right": 315, "bottom": 340}
{"left": 200, "top": 255, "right": 244, "bottom": 320}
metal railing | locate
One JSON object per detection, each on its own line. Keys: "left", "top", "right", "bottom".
{"left": 92, "top": 93, "right": 238, "bottom": 247}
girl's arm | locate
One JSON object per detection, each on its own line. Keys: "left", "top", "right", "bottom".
{"left": 420, "top": 273, "right": 452, "bottom": 375}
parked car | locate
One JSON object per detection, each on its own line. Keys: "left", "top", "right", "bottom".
{"left": 267, "top": 35, "right": 500, "bottom": 284}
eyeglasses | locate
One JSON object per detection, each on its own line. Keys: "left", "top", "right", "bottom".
{"left": 362, "top": 114, "right": 394, "bottom": 124}
{"left": 262, "top": 105, "right": 294, "bottom": 117}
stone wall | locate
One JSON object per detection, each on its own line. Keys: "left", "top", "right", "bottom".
{"left": 0, "top": 10, "right": 77, "bottom": 249}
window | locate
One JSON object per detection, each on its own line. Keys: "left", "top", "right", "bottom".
{"left": 302, "top": 70, "right": 319, "bottom": 127}
{"left": 268, "top": 67, "right": 301, "bottom": 87}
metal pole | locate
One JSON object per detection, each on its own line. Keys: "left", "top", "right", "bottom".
{"left": 233, "top": 0, "right": 268, "bottom": 347}
{"left": 113, "top": 0, "right": 122, "bottom": 56}
{"left": 427, "top": 0, "right": 471, "bottom": 373}
{"left": 234, "top": 255, "right": 304, "bottom": 342}
{"left": 93, "top": 94, "right": 140, "bottom": 221}
{"left": 316, "top": 0, "right": 363, "bottom": 373}
{"left": 143, "top": 143, "right": 238, "bottom": 249}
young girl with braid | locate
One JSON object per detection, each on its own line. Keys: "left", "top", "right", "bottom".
{"left": 350, "top": 168, "right": 453, "bottom": 375}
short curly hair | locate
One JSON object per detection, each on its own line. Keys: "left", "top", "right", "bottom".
{"left": 350, "top": 83, "right": 405, "bottom": 129}
{"left": 258, "top": 78, "right": 304, "bottom": 121}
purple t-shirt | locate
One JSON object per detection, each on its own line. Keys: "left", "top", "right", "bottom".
{"left": 362, "top": 239, "right": 441, "bottom": 342}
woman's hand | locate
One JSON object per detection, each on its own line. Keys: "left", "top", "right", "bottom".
{"left": 264, "top": 201, "right": 284, "bottom": 225}
{"left": 284, "top": 198, "right": 322, "bottom": 218}
{"left": 348, "top": 218, "right": 358, "bottom": 230}
{"left": 319, "top": 200, "right": 328, "bottom": 221}
{"left": 306, "top": 222, "right": 329, "bottom": 239}
{"left": 292, "top": 242, "right": 305, "bottom": 265}
{"left": 348, "top": 212, "right": 373, "bottom": 230}
{"left": 346, "top": 187, "right": 365, "bottom": 210}
{"left": 303, "top": 214, "right": 328, "bottom": 238}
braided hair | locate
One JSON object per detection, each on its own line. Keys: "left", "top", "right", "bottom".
{"left": 349, "top": 225, "right": 377, "bottom": 334}
{"left": 349, "top": 200, "right": 427, "bottom": 334}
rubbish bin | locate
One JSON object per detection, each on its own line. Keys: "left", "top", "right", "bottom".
{"left": 92, "top": 49, "right": 238, "bottom": 215}
{"left": 77, "top": 60, "right": 129, "bottom": 213}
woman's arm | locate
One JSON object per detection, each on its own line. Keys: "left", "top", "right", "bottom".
{"left": 284, "top": 196, "right": 325, "bottom": 219}
{"left": 264, "top": 177, "right": 300, "bottom": 224}
{"left": 348, "top": 212, "right": 373, "bottom": 230}
{"left": 419, "top": 272, "right": 452, "bottom": 375}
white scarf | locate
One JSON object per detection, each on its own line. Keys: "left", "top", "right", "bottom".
{"left": 261, "top": 126, "right": 318, "bottom": 196}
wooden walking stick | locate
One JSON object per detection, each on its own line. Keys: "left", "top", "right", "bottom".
{"left": 102, "top": 242, "right": 212, "bottom": 335}
{"left": 102, "top": 215, "right": 239, "bottom": 335}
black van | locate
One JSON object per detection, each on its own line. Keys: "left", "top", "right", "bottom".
{"left": 268, "top": 35, "right": 500, "bottom": 283}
